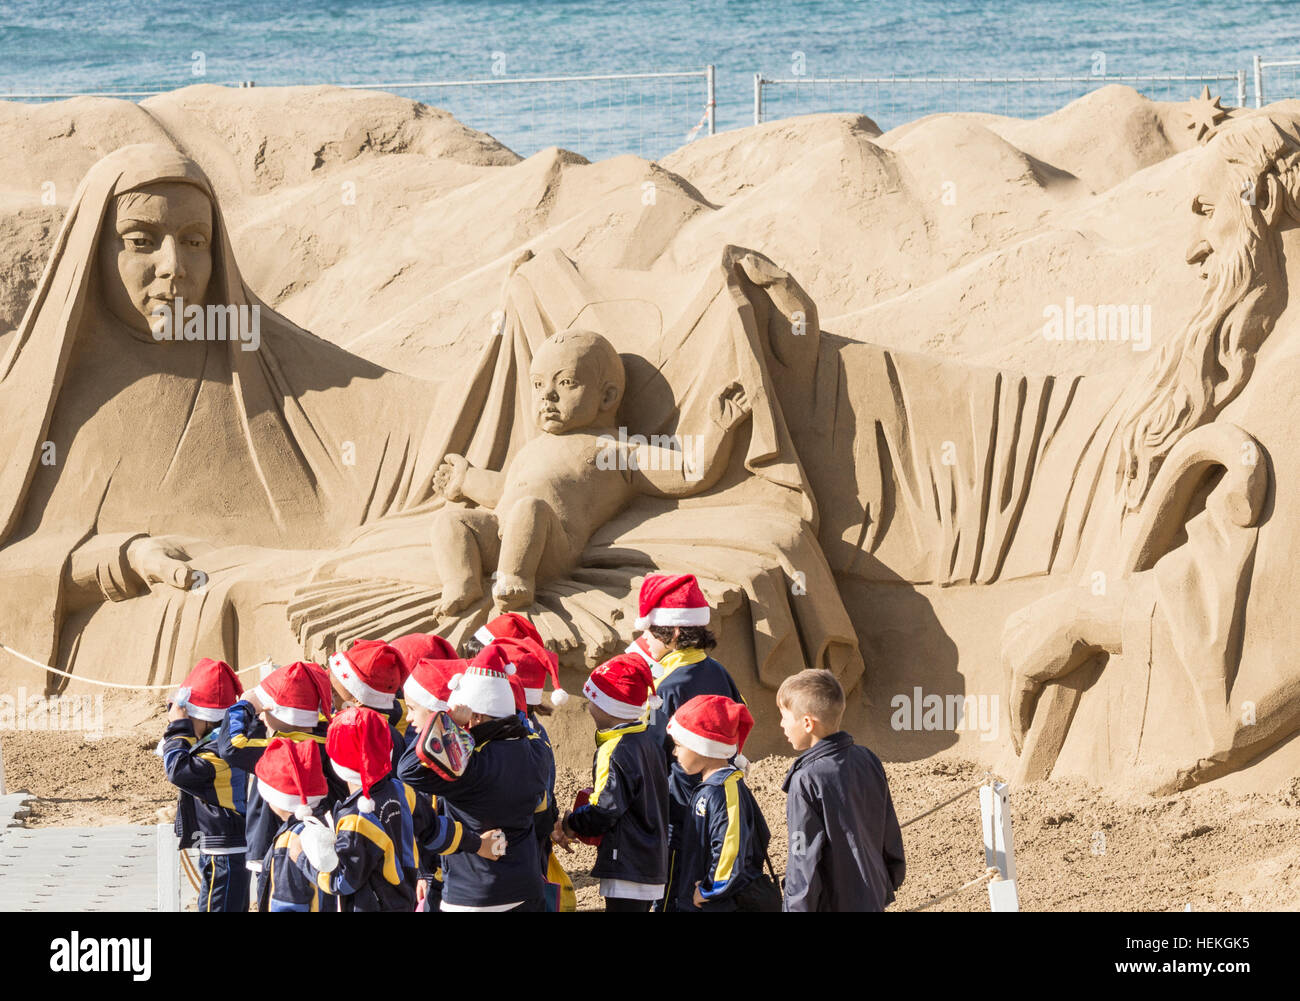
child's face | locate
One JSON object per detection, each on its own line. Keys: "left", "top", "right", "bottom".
{"left": 269, "top": 803, "right": 292, "bottom": 823}
{"left": 529, "top": 343, "right": 609, "bottom": 434}
{"left": 673, "top": 741, "right": 707, "bottom": 775}
{"left": 779, "top": 704, "right": 816, "bottom": 752}
{"left": 408, "top": 703, "right": 432, "bottom": 731}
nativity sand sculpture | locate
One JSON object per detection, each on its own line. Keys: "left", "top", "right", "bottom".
{"left": 4, "top": 101, "right": 1300, "bottom": 782}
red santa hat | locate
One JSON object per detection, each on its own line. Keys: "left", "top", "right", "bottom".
{"left": 254, "top": 737, "right": 329, "bottom": 820}
{"left": 491, "top": 636, "right": 569, "bottom": 707}
{"left": 473, "top": 613, "right": 558, "bottom": 669}
{"left": 634, "top": 573, "right": 710, "bottom": 631}
{"left": 329, "top": 639, "right": 403, "bottom": 710}
{"left": 447, "top": 645, "right": 517, "bottom": 720}
{"left": 251, "top": 661, "right": 333, "bottom": 730}
{"left": 177, "top": 658, "right": 243, "bottom": 722}
{"left": 389, "top": 632, "right": 458, "bottom": 683}
{"left": 508, "top": 673, "right": 528, "bottom": 714}
{"left": 403, "top": 656, "right": 466, "bottom": 713}
{"left": 582, "top": 653, "right": 662, "bottom": 721}
{"left": 666, "top": 694, "right": 753, "bottom": 759}
{"left": 325, "top": 706, "right": 393, "bottom": 813}
{"left": 625, "top": 634, "right": 663, "bottom": 679}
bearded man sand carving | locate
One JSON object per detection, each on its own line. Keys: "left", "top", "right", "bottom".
{"left": 429, "top": 329, "right": 752, "bottom": 615}
{"left": 999, "top": 112, "right": 1300, "bottom": 789}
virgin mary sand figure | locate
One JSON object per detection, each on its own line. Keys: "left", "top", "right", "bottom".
{"left": 0, "top": 144, "right": 437, "bottom": 690}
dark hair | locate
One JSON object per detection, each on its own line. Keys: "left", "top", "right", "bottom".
{"left": 649, "top": 624, "right": 717, "bottom": 651}
{"left": 460, "top": 636, "right": 485, "bottom": 659}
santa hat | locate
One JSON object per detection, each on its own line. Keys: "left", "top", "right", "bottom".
{"left": 326, "top": 706, "right": 393, "bottom": 813}
{"left": 582, "top": 653, "right": 662, "bottom": 721}
{"left": 329, "top": 639, "right": 403, "bottom": 710}
{"left": 625, "top": 635, "right": 663, "bottom": 678}
{"left": 390, "top": 632, "right": 458, "bottom": 683}
{"left": 634, "top": 573, "right": 710, "bottom": 630}
{"left": 403, "top": 656, "right": 466, "bottom": 713}
{"left": 251, "top": 661, "right": 333, "bottom": 730}
{"left": 177, "top": 658, "right": 243, "bottom": 722}
{"left": 447, "top": 645, "right": 517, "bottom": 720}
{"left": 474, "top": 614, "right": 559, "bottom": 670}
{"left": 508, "top": 673, "right": 528, "bottom": 715}
{"left": 255, "top": 737, "right": 329, "bottom": 820}
{"left": 492, "top": 636, "right": 569, "bottom": 707}
{"left": 666, "top": 694, "right": 753, "bottom": 759}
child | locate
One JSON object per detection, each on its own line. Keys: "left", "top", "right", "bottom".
{"left": 218, "top": 660, "right": 337, "bottom": 892}
{"left": 389, "top": 632, "right": 459, "bottom": 741}
{"left": 555, "top": 653, "right": 669, "bottom": 911}
{"left": 328, "top": 639, "right": 407, "bottom": 770}
{"left": 403, "top": 654, "right": 505, "bottom": 911}
{"left": 778, "top": 669, "right": 906, "bottom": 911}
{"left": 491, "top": 634, "right": 565, "bottom": 874}
{"left": 635, "top": 573, "right": 745, "bottom": 903}
{"left": 665, "top": 694, "right": 770, "bottom": 912}
{"left": 398, "top": 645, "right": 550, "bottom": 911}
{"left": 254, "top": 736, "right": 330, "bottom": 912}
{"left": 160, "top": 657, "right": 249, "bottom": 912}
{"left": 289, "top": 706, "right": 419, "bottom": 912}
{"left": 461, "top": 611, "right": 549, "bottom": 661}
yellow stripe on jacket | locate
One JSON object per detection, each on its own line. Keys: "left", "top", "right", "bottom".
{"left": 713, "top": 771, "right": 744, "bottom": 885}
{"left": 196, "top": 750, "right": 237, "bottom": 811}
{"left": 337, "top": 814, "right": 401, "bottom": 886}
{"left": 590, "top": 721, "right": 647, "bottom": 807}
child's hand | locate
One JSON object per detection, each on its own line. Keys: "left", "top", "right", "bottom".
{"left": 416, "top": 879, "right": 428, "bottom": 908}
{"left": 692, "top": 882, "right": 706, "bottom": 908}
{"left": 433, "top": 454, "right": 469, "bottom": 501}
{"left": 477, "top": 829, "right": 507, "bottom": 861}
{"left": 449, "top": 704, "right": 474, "bottom": 728}
{"left": 166, "top": 701, "right": 189, "bottom": 722}
{"left": 710, "top": 382, "right": 751, "bottom": 432}
{"left": 287, "top": 832, "right": 303, "bottom": 862}
{"left": 551, "top": 817, "right": 573, "bottom": 853}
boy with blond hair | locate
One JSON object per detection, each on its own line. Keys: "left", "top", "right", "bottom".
{"left": 778, "top": 669, "right": 905, "bottom": 911}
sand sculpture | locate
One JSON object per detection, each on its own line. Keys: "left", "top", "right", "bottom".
{"left": 3, "top": 88, "right": 1300, "bottom": 787}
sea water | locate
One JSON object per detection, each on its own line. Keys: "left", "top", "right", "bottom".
{"left": 0, "top": 0, "right": 1294, "bottom": 160}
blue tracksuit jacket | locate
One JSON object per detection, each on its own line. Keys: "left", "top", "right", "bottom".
{"left": 672, "top": 764, "right": 769, "bottom": 912}
{"left": 259, "top": 812, "right": 326, "bottom": 912}
{"left": 398, "top": 714, "right": 549, "bottom": 908}
{"left": 162, "top": 717, "right": 247, "bottom": 853}
{"left": 781, "top": 731, "right": 906, "bottom": 911}
{"left": 293, "top": 777, "right": 420, "bottom": 912}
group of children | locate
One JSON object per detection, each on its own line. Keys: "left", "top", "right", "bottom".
{"left": 161, "top": 571, "right": 906, "bottom": 912}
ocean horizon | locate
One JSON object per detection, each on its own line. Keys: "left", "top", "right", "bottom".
{"left": 0, "top": 0, "right": 1295, "bottom": 159}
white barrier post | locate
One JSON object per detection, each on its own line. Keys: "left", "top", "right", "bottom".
{"left": 980, "top": 781, "right": 1019, "bottom": 912}
{"left": 156, "top": 823, "right": 180, "bottom": 912}
{"left": 0, "top": 739, "right": 6, "bottom": 796}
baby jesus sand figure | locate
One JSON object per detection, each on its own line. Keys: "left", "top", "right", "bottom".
{"left": 429, "top": 329, "right": 751, "bottom": 616}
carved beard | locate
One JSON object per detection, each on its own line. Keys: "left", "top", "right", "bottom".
{"left": 1116, "top": 208, "right": 1283, "bottom": 510}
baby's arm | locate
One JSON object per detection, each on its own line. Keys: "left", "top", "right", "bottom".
{"left": 433, "top": 453, "right": 507, "bottom": 509}
{"left": 631, "top": 382, "right": 751, "bottom": 498}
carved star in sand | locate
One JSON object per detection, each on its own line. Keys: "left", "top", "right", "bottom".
{"left": 1185, "top": 85, "right": 1229, "bottom": 143}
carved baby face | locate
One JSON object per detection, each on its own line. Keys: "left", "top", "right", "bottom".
{"left": 529, "top": 334, "right": 621, "bottom": 433}
{"left": 98, "top": 181, "right": 213, "bottom": 335}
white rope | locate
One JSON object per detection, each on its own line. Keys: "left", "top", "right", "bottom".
{"left": 900, "top": 772, "right": 1002, "bottom": 828}
{"left": 0, "top": 640, "right": 270, "bottom": 691}
{"left": 905, "top": 867, "right": 1001, "bottom": 912}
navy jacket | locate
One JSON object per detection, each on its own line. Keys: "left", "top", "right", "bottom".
{"left": 217, "top": 700, "right": 345, "bottom": 864}
{"left": 293, "top": 777, "right": 420, "bottom": 912}
{"left": 162, "top": 718, "right": 247, "bottom": 853}
{"left": 398, "top": 714, "right": 549, "bottom": 908}
{"left": 565, "top": 720, "right": 669, "bottom": 886}
{"left": 527, "top": 711, "right": 559, "bottom": 876}
{"left": 672, "top": 764, "right": 769, "bottom": 912}
{"left": 781, "top": 732, "right": 906, "bottom": 911}
{"left": 645, "top": 650, "right": 745, "bottom": 847}
{"left": 258, "top": 813, "right": 326, "bottom": 912}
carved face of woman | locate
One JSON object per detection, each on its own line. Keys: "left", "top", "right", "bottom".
{"left": 97, "top": 181, "right": 213, "bottom": 336}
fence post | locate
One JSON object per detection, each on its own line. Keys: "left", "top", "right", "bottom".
{"left": 1237, "top": 68, "right": 1247, "bottom": 108}
{"left": 156, "top": 823, "right": 180, "bottom": 912}
{"left": 0, "top": 738, "right": 6, "bottom": 796}
{"left": 705, "top": 64, "right": 716, "bottom": 135}
{"left": 1254, "top": 54, "right": 1264, "bottom": 108}
{"left": 980, "top": 781, "right": 1019, "bottom": 912}
{"left": 753, "top": 72, "right": 763, "bottom": 126}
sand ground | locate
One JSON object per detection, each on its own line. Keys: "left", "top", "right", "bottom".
{"left": 2, "top": 692, "right": 1298, "bottom": 912}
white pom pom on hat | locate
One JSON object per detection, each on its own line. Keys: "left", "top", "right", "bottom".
{"left": 358, "top": 795, "right": 375, "bottom": 813}
{"left": 648, "top": 694, "right": 664, "bottom": 710}
{"left": 294, "top": 803, "right": 312, "bottom": 821}
{"left": 551, "top": 687, "right": 570, "bottom": 706}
